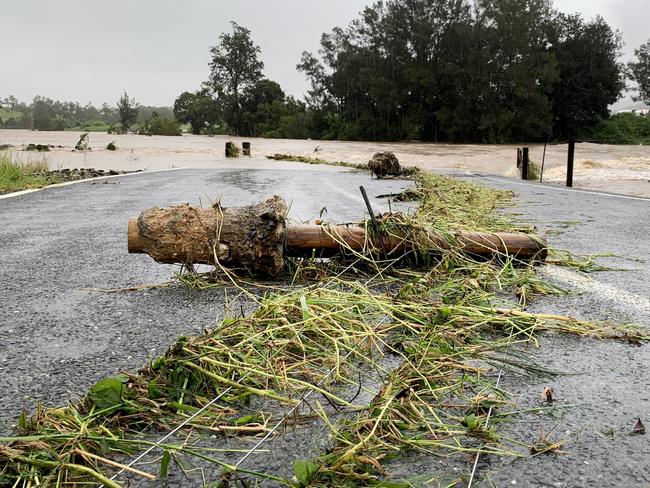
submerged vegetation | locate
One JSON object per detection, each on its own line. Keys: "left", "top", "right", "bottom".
{"left": 586, "top": 112, "right": 650, "bottom": 144}
{"left": 0, "top": 171, "right": 646, "bottom": 486}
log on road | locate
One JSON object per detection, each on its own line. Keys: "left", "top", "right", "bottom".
{"left": 128, "top": 196, "right": 547, "bottom": 276}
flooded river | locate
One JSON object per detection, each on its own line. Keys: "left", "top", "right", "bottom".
{"left": 2, "top": 129, "right": 650, "bottom": 198}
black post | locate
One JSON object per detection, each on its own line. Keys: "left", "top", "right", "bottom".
{"left": 359, "top": 186, "right": 386, "bottom": 256}
{"left": 540, "top": 139, "right": 548, "bottom": 183}
{"left": 242, "top": 142, "right": 251, "bottom": 156}
{"left": 522, "top": 147, "right": 529, "bottom": 181}
{"left": 566, "top": 139, "right": 575, "bottom": 188}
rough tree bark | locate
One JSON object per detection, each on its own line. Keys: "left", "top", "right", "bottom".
{"left": 129, "top": 196, "right": 287, "bottom": 276}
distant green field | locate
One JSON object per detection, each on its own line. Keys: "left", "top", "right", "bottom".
{"left": 64, "top": 123, "right": 111, "bottom": 132}
{"left": 0, "top": 108, "right": 24, "bottom": 122}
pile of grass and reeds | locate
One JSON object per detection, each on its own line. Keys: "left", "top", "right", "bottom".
{"left": 267, "top": 153, "right": 366, "bottom": 169}
{"left": 1, "top": 171, "right": 646, "bottom": 486}
{"left": 267, "top": 153, "right": 420, "bottom": 178}
{"left": 0, "top": 151, "right": 59, "bottom": 194}
{"left": 523, "top": 160, "right": 541, "bottom": 181}
{"left": 266, "top": 153, "right": 421, "bottom": 177}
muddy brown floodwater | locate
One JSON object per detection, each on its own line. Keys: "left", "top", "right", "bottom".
{"left": 3, "top": 129, "right": 650, "bottom": 197}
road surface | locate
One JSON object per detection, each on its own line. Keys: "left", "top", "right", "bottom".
{"left": 0, "top": 163, "right": 648, "bottom": 486}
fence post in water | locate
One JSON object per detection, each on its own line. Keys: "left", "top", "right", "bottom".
{"left": 566, "top": 139, "right": 575, "bottom": 187}
{"left": 242, "top": 142, "right": 251, "bottom": 156}
{"left": 516, "top": 148, "right": 522, "bottom": 169}
{"left": 521, "top": 147, "right": 529, "bottom": 180}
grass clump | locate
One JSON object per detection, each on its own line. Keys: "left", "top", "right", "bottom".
{"left": 524, "top": 160, "right": 541, "bottom": 181}
{"left": 226, "top": 141, "right": 241, "bottom": 158}
{"left": 0, "top": 152, "right": 59, "bottom": 194}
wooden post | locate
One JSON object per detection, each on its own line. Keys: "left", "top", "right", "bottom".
{"left": 516, "top": 148, "right": 522, "bottom": 169}
{"left": 242, "top": 142, "right": 251, "bottom": 156}
{"left": 540, "top": 139, "right": 548, "bottom": 183}
{"left": 522, "top": 147, "right": 529, "bottom": 180}
{"left": 566, "top": 139, "right": 575, "bottom": 187}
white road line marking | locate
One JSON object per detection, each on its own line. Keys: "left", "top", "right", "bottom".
{"left": 541, "top": 265, "right": 650, "bottom": 316}
{"left": 479, "top": 174, "right": 650, "bottom": 202}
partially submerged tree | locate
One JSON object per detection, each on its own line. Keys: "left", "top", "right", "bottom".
{"left": 32, "top": 96, "right": 57, "bottom": 131}
{"left": 206, "top": 22, "right": 264, "bottom": 135}
{"left": 173, "top": 90, "right": 219, "bottom": 135}
{"left": 551, "top": 14, "right": 624, "bottom": 139}
{"left": 117, "top": 91, "right": 139, "bottom": 133}
{"left": 629, "top": 39, "right": 650, "bottom": 105}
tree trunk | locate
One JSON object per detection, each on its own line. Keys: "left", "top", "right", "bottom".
{"left": 128, "top": 197, "right": 548, "bottom": 276}
{"left": 128, "top": 196, "right": 287, "bottom": 276}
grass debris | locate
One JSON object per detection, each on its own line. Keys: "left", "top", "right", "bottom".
{"left": 266, "top": 153, "right": 419, "bottom": 177}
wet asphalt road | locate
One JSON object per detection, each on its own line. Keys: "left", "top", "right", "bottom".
{"left": 1, "top": 164, "right": 649, "bottom": 487}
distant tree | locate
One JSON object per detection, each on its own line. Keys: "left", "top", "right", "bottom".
{"left": 117, "top": 91, "right": 139, "bottom": 133}
{"left": 8, "top": 95, "right": 17, "bottom": 111}
{"left": 629, "top": 39, "right": 650, "bottom": 105}
{"left": 139, "top": 112, "right": 182, "bottom": 136}
{"left": 474, "top": 0, "right": 558, "bottom": 142}
{"left": 207, "top": 22, "right": 264, "bottom": 135}
{"left": 173, "top": 90, "right": 219, "bottom": 134}
{"left": 32, "top": 96, "right": 56, "bottom": 131}
{"left": 240, "top": 79, "right": 286, "bottom": 136}
{"left": 551, "top": 14, "right": 625, "bottom": 139}
{"left": 100, "top": 102, "right": 117, "bottom": 124}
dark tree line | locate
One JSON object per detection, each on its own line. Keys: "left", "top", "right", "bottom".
{"left": 297, "top": 0, "right": 626, "bottom": 143}
{"left": 179, "top": 1, "right": 634, "bottom": 143}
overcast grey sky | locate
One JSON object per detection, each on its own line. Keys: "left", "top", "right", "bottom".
{"left": 2, "top": 0, "right": 647, "bottom": 107}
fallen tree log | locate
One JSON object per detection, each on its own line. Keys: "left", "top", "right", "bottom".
{"left": 128, "top": 196, "right": 547, "bottom": 276}
{"left": 128, "top": 196, "right": 287, "bottom": 276}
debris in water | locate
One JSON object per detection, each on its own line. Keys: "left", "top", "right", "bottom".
{"left": 368, "top": 151, "right": 400, "bottom": 178}
{"left": 543, "top": 386, "right": 555, "bottom": 403}
{"left": 633, "top": 418, "right": 646, "bottom": 434}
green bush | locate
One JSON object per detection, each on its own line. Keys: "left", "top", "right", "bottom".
{"left": 138, "top": 112, "right": 182, "bottom": 136}
{"left": 225, "top": 142, "right": 240, "bottom": 157}
{"left": 587, "top": 113, "right": 650, "bottom": 144}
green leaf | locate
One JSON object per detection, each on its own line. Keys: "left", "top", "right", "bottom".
{"left": 372, "top": 482, "right": 411, "bottom": 488}
{"left": 299, "top": 294, "right": 310, "bottom": 321}
{"left": 233, "top": 414, "right": 257, "bottom": 426}
{"left": 160, "top": 450, "right": 171, "bottom": 479}
{"left": 293, "top": 459, "right": 319, "bottom": 485}
{"left": 88, "top": 375, "right": 128, "bottom": 410}
{"left": 151, "top": 356, "right": 166, "bottom": 371}
{"left": 17, "top": 411, "right": 26, "bottom": 430}
{"left": 147, "top": 380, "right": 163, "bottom": 399}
